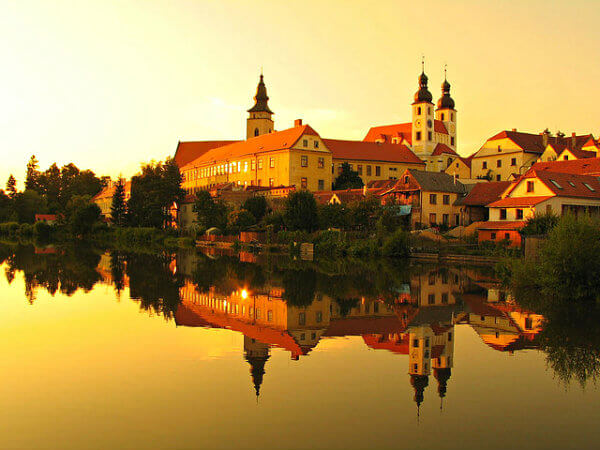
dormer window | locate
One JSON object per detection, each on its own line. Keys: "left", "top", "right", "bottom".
{"left": 527, "top": 181, "right": 534, "bottom": 192}
{"left": 549, "top": 179, "right": 563, "bottom": 189}
{"left": 303, "top": 139, "right": 308, "bottom": 147}
{"left": 583, "top": 182, "right": 596, "bottom": 191}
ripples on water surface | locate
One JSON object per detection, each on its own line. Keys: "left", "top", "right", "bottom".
{"left": 0, "top": 244, "right": 599, "bottom": 450}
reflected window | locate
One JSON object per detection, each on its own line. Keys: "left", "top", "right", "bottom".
{"left": 299, "top": 312, "right": 306, "bottom": 325}
{"left": 311, "top": 332, "right": 316, "bottom": 340}
{"left": 412, "top": 339, "right": 419, "bottom": 348}
{"left": 448, "top": 332, "right": 453, "bottom": 342}
{"left": 300, "top": 333, "right": 305, "bottom": 341}
{"left": 316, "top": 311, "right": 322, "bottom": 323}
{"left": 425, "top": 338, "right": 430, "bottom": 347}
{"left": 428, "top": 293, "right": 435, "bottom": 304}
{"left": 267, "top": 310, "right": 273, "bottom": 322}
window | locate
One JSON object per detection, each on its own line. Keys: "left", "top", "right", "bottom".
{"left": 366, "top": 165, "right": 372, "bottom": 176}
{"left": 525, "top": 317, "right": 533, "bottom": 329}
{"left": 511, "top": 157, "right": 517, "bottom": 166}
{"left": 316, "top": 311, "right": 322, "bottom": 323}
{"left": 428, "top": 107, "right": 432, "bottom": 115}
{"left": 496, "top": 175, "right": 501, "bottom": 181}
{"left": 428, "top": 131, "right": 432, "bottom": 141}
{"left": 491, "top": 232, "right": 497, "bottom": 239}
{"left": 451, "top": 113, "right": 454, "bottom": 121}
{"left": 269, "top": 178, "right": 274, "bottom": 187}
{"left": 311, "top": 332, "right": 316, "bottom": 340}
{"left": 416, "top": 131, "right": 422, "bottom": 141}
{"left": 301, "top": 177, "right": 308, "bottom": 189}
{"left": 375, "top": 166, "right": 381, "bottom": 176}
{"left": 425, "top": 338, "right": 430, "bottom": 347}
{"left": 303, "top": 139, "right": 308, "bottom": 147}
{"left": 451, "top": 137, "right": 455, "bottom": 146}
{"left": 258, "top": 159, "right": 263, "bottom": 170}
{"left": 442, "top": 214, "right": 449, "bottom": 224}
{"left": 500, "top": 209, "right": 507, "bottom": 220}
{"left": 300, "top": 333, "right": 305, "bottom": 341}
{"left": 429, "top": 194, "right": 437, "bottom": 204}
{"left": 357, "top": 165, "right": 363, "bottom": 175}
{"left": 251, "top": 160, "right": 256, "bottom": 171}
{"left": 483, "top": 161, "right": 488, "bottom": 169}
{"left": 269, "top": 157, "right": 275, "bottom": 168}
{"left": 318, "top": 157, "right": 324, "bottom": 168}
{"left": 516, "top": 209, "right": 524, "bottom": 219}
{"left": 442, "top": 293, "right": 449, "bottom": 304}
{"left": 318, "top": 179, "right": 324, "bottom": 190}
{"left": 243, "top": 161, "right": 248, "bottom": 172}
{"left": 441, "top": 113, "right": 445, "bottom": 121}
{"left": 314, "top": 141, "right": 319, "bottom": 148}
{"left": 428, "top": 293, "right": 435, "bottom": 304}
{"left": 412, "top": 339, "right": 420, "bottom": 348}
{"left": 301, "top": 155, "right": 308, "bottom": 167}
{"left": 564, "top": 155, "right": 569, "bottom": 160}
{"left": 429, "top": 213, "right": 436, "bottom": 224}
{"left": 448, "top": 332, "right": 453, "bottom": 342}
{"left": 583, "top": 182, "right": 596, "bottom": 191}
{"left": 254, "top": 128, "right": 259, "bottom": 137}
{"left": 298, "top": 312, "right": 306, "bottom": 325}
{"left": 417, "top": 107, "right": 422, "bottom": 115}
{"left": 497, "top": 159, "right": 502, "bottom": 168}
{"left": 497, "top": 145, "right": 502, "bottom": 152}
{"left": 549, "top": 179, "right": 563, "bottom": 189}
{"left": 443, "top": 194, "right": 450, "bottom": 205}
{"left": 504, "top": 232, "right": 510, "bottom": 240}
{"left": 527, "top": 181, "right": 534, "bottom": 192}
{"left": 455, "top": 214, "right": 460, "bottom": 225}
{"left": 267, "top": 310, "right": 273, "bottom": 322}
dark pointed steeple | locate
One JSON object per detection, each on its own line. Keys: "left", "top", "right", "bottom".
{"left": 414, "top": 57, "right": 433, "bottom": 104}
{"left": 410, "top": 374, "right": 429, "bottom": 419}
{"left": 437, "top": 65, "right": 455, "bottom": 110}
{"left": 246, "top": 354, "right": 269, "bottom": 399}
{"left": 248, "top": 72, "right": 274, "bottom": 114}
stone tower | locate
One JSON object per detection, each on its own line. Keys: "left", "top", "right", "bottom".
{"left": 246, "top": 73, "right": 274, "bottom": 140}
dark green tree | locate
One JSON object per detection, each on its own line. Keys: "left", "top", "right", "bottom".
{"left": 227, "top": 209, "right": 256, "bottom": 234}
{"left": 25, "top": 155, "right": 41, "bottom": 192}
{"left": 110, "top": 179, "right": 127, "bottom": 226}
{"left": 65, "top": 195, "right": 101, "bottom": 236}
{"left": 242, "top": 196, "right": 269, "bottom": 222}
{"left": 6, "top": 175, "right": 17, "bottom": 199}
{"left": 349, "top": 195, "right": 382, "bottom": 231}
{"left": 0, "top": 190, "right": 13, "bottom": 222}
{"left": 283, "top": 190, "right": 319, "bottom": 232}
{"left": 193, "top": 190, "right": 228, "bottom": 231}
{"left": 333, "top": 162, "right": 364, "bottom": 190}
{"left": 14, "top": 190, "right": 47, "bottom": 223}
{"left": 318, "top": 203, "right": 348, "bottom": 229}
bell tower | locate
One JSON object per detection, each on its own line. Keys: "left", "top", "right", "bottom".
{"left": 246, "top": 72, "right": 274, "bottom": 140}
{"left": 412, "top": 58, "right": 435, "bottom": 157}
{"left": 435, "top": 65, "right": 457, "bottom": 151}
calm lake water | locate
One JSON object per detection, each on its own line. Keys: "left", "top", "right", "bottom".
{"left": 1, "top": 243, "right": 599, "bottom": 450}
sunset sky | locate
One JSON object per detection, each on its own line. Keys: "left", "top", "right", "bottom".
{"left": 2, "top": 0, "right": 599, "bottom": 187}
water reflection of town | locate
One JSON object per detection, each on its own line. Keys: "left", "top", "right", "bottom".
{"left": 95, "top": 250, "right": 544, "bottom": 409}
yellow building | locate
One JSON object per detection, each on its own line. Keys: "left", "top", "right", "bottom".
{"left": 444, "top": 154, "right": 473, "bottom": 180}
{"left": 92, "top": 179, "right": 131, "bottom": 220}
{"left": 472, "top": 129, "right": 596, "bottom": 181}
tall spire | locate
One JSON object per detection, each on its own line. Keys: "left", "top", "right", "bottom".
{"left": 248, "top": 73, "right": 274, "bottom": 114}
{"left": 414, "top": 58, "right": 433, "bottom": 103}
{"left": 437, "top": 65, "right": 455, "bottom": 110}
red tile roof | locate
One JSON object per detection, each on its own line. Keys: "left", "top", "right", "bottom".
{"left": 486, "top": 131, "right": 594, "bottom": 154}
{"left": 528, "top": 169, "right": 600, "bottom": 199}
{"left": 532, "top": 157, "right": 600, "bottom": 176}
{"left": 431, "top": 143, "right": 457, "bottom": 156}
{"left": 477, "top": 221, "right": 527, "bottom": 230}
{"left": 323, "top": 139, "right": 424, "bottom": 165}
{"left": 487, "top": 196, "right": 552, "bottom": 208}
{"left": 459, "top": 181, "right": 512, "bottom": 206}
{"left": 182, "top": 125, "right": 320, "bottom": 169}
{"left": 434, "top": 120, "right": 449, "bottom": 134}
{"left": 560, "top": 148, "right": 596, "bottom": 159}
{"left": 174, "top": 140, "right": 239, "bottom": 167}
{"left": 363, "top": 120, "right": 449, "bottom": 144}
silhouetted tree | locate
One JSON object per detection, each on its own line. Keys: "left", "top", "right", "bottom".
{"left": 6, "top": 175, "right": 17, "bottom": 199}
{"left": 110, "top": 179, "right": 127, "bottom": 226}
{"left": 333, "top": 162, "right": 364, "bottom": 190}
{"left": 283, "top": 191, "right": 319, "bottom": 232}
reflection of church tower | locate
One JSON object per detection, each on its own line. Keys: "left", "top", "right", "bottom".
{"left": 433, "top": 368, "right": 452, "bottom": 409}
{"left": 246, "top": 73, "right": 274, "bottom": 139}
{"left": 410, "top": 374, "right": 429, "bottom": 418}
{"left": 244, "top": 336, "right": 270, "bottom": 399}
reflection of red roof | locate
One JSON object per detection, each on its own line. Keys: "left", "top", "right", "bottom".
{"left": 34, "top": 214, "right": 58, "bottom": 221}
{"left": 174, "top": 140, "right": 239, "bottom": 167}
{"left": 460, "top": 181, "right": 511, "bottom": 206}
{"left": 323, "top": 139, "right": 424, "bottom": 165}
{"left": 363, "top": 334, "right": 409, "bottom": 354}
{"left": 477, "top": 221, "right": 526, "bottom": 230}
{"left": 487, "top": 196, "right": 552, "bottom": 207}
{"left": 323, "top": 316, "right": 408, "bottom": 337}
{"left": 431, "top": 344, "right": 445, "bottom": 359}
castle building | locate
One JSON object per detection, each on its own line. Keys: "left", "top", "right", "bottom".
{"left": 363, "top": 65, "right": 459, "bottom": 172}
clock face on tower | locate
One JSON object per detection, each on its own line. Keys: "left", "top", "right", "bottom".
{"left": 427, "top": 119, "right": 433, "bottom": 128}
{"left": 448, "top": 123, "right": 455, "bottom": 134}
{"left": 415, "top": 119, "right": 422, "bottom": 129}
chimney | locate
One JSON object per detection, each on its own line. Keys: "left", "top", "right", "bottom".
{"left": 512, "top": 128, "right": 517, "bottom": 132}
{"left": 542, "top": 128, "right": 550, "bottom": 147}
{"left": 294, "top": 119, "right": 303, "bottom": 127}
{"left": 572, "top": 132, "right": 577, "bottom": 149}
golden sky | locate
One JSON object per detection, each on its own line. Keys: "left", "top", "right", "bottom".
{"left": 1, "top": 0, "right": 599, "bottom": 187}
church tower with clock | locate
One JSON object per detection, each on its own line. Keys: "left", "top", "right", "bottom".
{"left": 411, "top": 63, "right": 436, "bottom": 157}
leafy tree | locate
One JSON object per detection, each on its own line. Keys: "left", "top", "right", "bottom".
{"left": 0, "top": 190, "right": 13, "bottom": 222}
{"left": 227, "top": 209, "right": 256, "bottom": 234}
{"left": 318, "top": 203, "right": 348, "bottom": 229}
{"left": 65, "top": 195, "right": 101, "bottom": 236}
{"left": 283, "top": 190, "right": 319, "bottom": 232}
{"left": 110, "top": 179, "right": 127, "bottom": 226}
{"left": 333, "top": 162, "right": 364, "bottom": 190}
{"left": 193, "top": 190, "right": 228, "bottom": 231}
{"left": 242, "top": 196, "right": 269, "bottom": 222}
{"left": 25, "top": 155, "right": 41, "bottom": 192}
{"left": 13, "top": 190, "right": 47, "bottom": 223}
{"left": 521, "top": 212, "right": 559, "bottom": 236}
{"left": 127, "top": 158, "right": 185, "bottom": 228}
{"left": 349, "top": 195, "right": 382, "bottom": 231}
{"left": 6, "top": 175, "right": 17, "bottom": 199}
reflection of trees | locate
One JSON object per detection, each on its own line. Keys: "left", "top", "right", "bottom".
{"left": 110, "top": 251, "right": 126, "bottom": 296}
{"left": 127, "top": 252, "right": 184, "bottom": 321}
{"left": 0, "top": 243, "right": 101, "bottom": 302}
{"left": 282, "top": 269, "right": 317, "bottom": 307}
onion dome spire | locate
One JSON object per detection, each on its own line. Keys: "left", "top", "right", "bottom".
{"left": 414, "top": 57, "right": 433, "bottom": 103}
{"left": 248, "top": 72, "right": 274, "bottom": 114}
{"left": 246, "top": 354, "right": 269, "bottom": 399}
{"left": 437, "top": 65, "right": 455, "bottom": 110}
